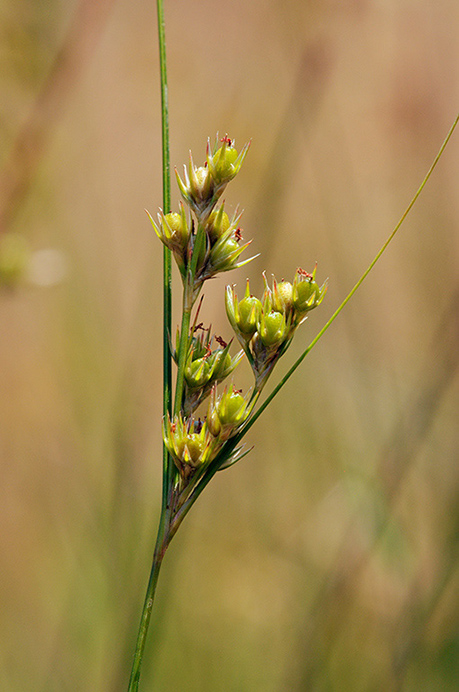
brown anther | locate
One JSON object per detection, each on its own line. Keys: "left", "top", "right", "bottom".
{"left": 297, "top": 267, "right": 313, "bottom": 279}
{"left": 215, "top": 335, "right": 228, "bottom": 348}
{"left": 221, "top": 135, "right": 233, "bottom": 145}
{"left": 234, "top": 227, "right": 243, "bottom": 242}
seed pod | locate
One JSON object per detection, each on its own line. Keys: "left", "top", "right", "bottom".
{"left": 206, "top": 135, "right": 250, "bottom": 186}
{"left": 206, "top": 207, "right": 231, "bottom": 243}
{"left": 258, "top": 310, "right": 288, "bottom": 347}
{"left": 292, "top": 267, "right": 328, "bottom": 317}
{"left": 273, "top": 279, "right": 293, "bottom": 313}
{"left": 206, "top": 385, "right": 252, "bottom": 441}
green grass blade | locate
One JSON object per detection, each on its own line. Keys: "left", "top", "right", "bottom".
{"left": 243, "top": 113, "right": 459, "bottom": 435}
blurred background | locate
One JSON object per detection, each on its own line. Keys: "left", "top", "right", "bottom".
{"left": 1, "top": 0, "right": 458, "bottom": 690}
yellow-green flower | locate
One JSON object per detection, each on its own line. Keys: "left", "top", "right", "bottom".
{"left": 206, "top": 385, "right": 253, "bottom": 441}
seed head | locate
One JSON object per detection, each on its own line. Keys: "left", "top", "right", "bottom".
{"left": 162, "top": 413, "right": 218, "bottom": 479}
{"left": 206, "top": 385, "right": 253, "bottom": 441}
{"left": 206, "top": 135, "right": 250, "bottom": 187}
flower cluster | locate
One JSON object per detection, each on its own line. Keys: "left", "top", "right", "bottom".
{"left": 175, "top": 321, "right": 243, "bottom": 415}
{"left": 153, "top": 137, "right": 327, "bottom": 483}
{"left": 162, "top": 414, "right": 216, "bottom": 480}
{"left": 149, "top": 136, "right": 255, "bottom": 298}
{"left": 163, "top": 386, "right": 253, "bottom": 479}
{"left": 176, "top": 135, "right": 250, "bottom": 218}
{"left": 154, "top": 137, "right": 255, "bottom": 481}
{"left": 226, "top": 267, "right": 327, "bottom": 390}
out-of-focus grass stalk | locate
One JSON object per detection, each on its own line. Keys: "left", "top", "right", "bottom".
{"left": 127, "top": 0, "right": 172, "bottom": 689}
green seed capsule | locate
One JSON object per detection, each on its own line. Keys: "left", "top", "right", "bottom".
{"left": 162, "top": 211, "right": 189, "bottom": 245}
{"left": 206, "top": 208, "right": 231, "bottom": 243}
{"left": 178, "top": 435, "right": 204, "bottom": 466}
{"left": 210, "top": 145, "right": 239, "bottom": 183}
{"left": 238, "top": 295, "right": 262, "bottom": 337}
{"left": 218, "top": 390, "right": 246, "bottom": 426}
{"left": 259, "top": 311, "right": 287, "bottom": 347}
{"left": 185, "top": 357, "right": 212, "bottom": 388}
{"left": 293, "top": 278, "right": 320, "bottom": 313}
{"left": 209, "top": 236, "right": 239, "bottom": 271}
{"left": 273, "top": 281, "right": 293, "bottom": 312}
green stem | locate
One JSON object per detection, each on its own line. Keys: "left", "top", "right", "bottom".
{"left": 172, "top": 111, "right": 459, "bottom": 530}
{"left": 157, "top": 0, "right": 173, "bottom": 497}
{"left": 127, "top": 508, "right": 171, "bottom": 692}
{"left": 173, "top": 222, "right": 207, "bottom": 414}
{"left": 173, "top": 287, "right": 193, "bottom": 415}
{"left": 243, "top": 112, "right": 459, "bottom": 434}
{"left": 127, "top": 1, "right": 172, "bottom": 689}
{"left": 170, "top": 438, "right": 240, "bottom": 532}
{"left": 172, "top": 110, "right": 459, "bottom": 531}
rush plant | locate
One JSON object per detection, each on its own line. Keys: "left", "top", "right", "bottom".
{"left": 126, "top": 2, "right": 458, "bottom": 690}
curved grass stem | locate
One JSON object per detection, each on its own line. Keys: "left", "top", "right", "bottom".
{"left": 243, "top": 112, "right": 459, "bottom": 434}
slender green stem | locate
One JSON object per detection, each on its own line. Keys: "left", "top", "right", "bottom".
{"left": 243, "top": 112, "right": 459, "bottom": 434}
{"left": 173, "top": 222, "right": 206, "bottom": 414}
{"left": 157, "top": 0, "right": 173, "bottom": 497}
{"left": 127, "top": 509, "right": 170, "bottom": 692}
{"left": 171, "top": 111, "right": 459, "bottom": 532}
{"left": 173, "top": 287, "right": 193, "bottom": 415}
{"left": 170, "top": 438, "right": 239, "bottom": 532}
{"left": 170, "top": 109, "right": 459, "bottom": 533}
{"left": 127, "top": 1, "right": 172, "bottom": 690}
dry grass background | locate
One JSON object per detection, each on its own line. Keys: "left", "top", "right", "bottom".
{"left": 1, "top": 0, "right": 458, "bottom": 690}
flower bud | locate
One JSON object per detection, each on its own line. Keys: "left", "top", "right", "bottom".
{"left": 226, "top": 282, "right": 262, "bottom": 342}
{"left": 292, "top": 267, "right": 327, "bottom": 317}
{"left": 207, "top": 135, "right": 249, "bottom": 186}
{"left": 205, "top": 207, "right": 231, "bottom": 243}
{"left": 206, "top": 385, "right": 252, "bottom": 441}
{"left": 162, "top": 414, "right": 218, "bottom": 479}
{"left": 273, "top": 279, "right": 293, "bottom": 313}
{"left": 148, "top": 205, "right": 190, "bottom": 276}
{"left": 175, "top": 151, "right": 216, "bottom": 217}
{"left": 258, "top": 310, "right": 288, "bottom": 347}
